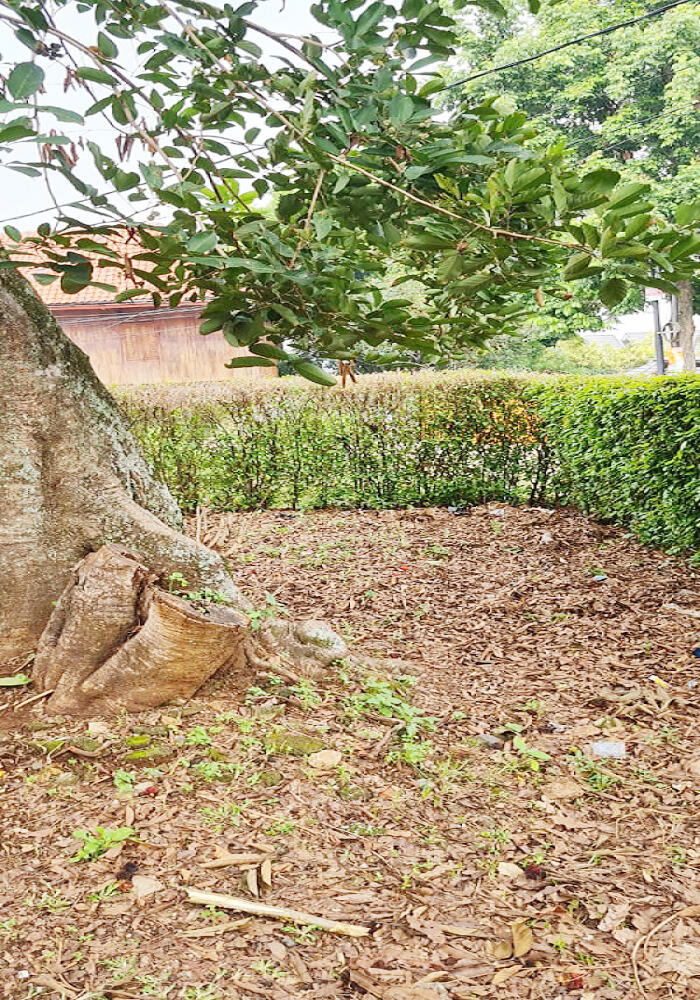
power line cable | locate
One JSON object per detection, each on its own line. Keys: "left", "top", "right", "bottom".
{"left": 441, "top": 0, "right": 698, "bottom": 91}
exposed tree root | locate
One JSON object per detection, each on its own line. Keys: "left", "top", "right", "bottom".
{"left": 32, "top": 545, "right": 348, "bottom": 715}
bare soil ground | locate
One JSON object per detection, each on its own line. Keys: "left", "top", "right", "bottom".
{"left": 1, "top": 505, "right": 699, "bottom": 1000}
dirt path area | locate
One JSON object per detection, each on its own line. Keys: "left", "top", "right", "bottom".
{"left": 1, "top": 505, "right": 699, "bottom": 999}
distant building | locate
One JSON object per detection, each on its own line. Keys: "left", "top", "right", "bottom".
{"left": 23, "top": 233, "right": 276, "bottom": 386}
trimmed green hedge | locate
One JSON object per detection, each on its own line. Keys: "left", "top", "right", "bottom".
{"left": 118, "top": 371, "right": 700, "bottom": 557}
{"left": 534, "top": 375, "right": 700, "bottom": 554}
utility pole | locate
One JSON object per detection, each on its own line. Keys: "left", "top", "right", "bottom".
{"left": 646, "top": 287, "right": 666, "bottom": 375}
{"left": 652, "top": 300, "right": 665, "bottom": 375}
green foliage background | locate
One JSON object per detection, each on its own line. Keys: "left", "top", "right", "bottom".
{"left": 120, "top": 371, "right": 700, "bottom": 556}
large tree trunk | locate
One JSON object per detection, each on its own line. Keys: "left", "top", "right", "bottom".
{"left": 0, "top": 269, "right": 344, "bottom": 712}
{"left": 677, "top": 280, "right": 697, "bottom": 373}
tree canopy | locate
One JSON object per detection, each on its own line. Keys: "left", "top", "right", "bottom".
{"left": 1, "top": 0, "right": 699, "bottom": 381}
{"left": 447, "top": 0, "right": 700, "bottom": 315}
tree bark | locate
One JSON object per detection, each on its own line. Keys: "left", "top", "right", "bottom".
{"left": 677, "top": 280, "right": 696, "bottom": 373}
{"left": 0, "top": 268, "right": 251, "bottom": 672}
{"left": 1, "top": 269, "right": 348, "bottom": 713}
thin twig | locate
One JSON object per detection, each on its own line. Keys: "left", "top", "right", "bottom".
{"left": 289, "top": 168, "right": 325, "bottom": 268}
{"left": 5, "top": 689, "right": 54, "bottom": 713}
{"left": 186, "top": 888, "right": 370, "bottom": 936}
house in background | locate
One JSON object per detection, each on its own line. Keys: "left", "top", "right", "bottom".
{"left": 24, "top": 234, "right": 276, "bottom": 386}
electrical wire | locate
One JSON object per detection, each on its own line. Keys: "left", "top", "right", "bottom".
{"left": 440, "top": 0, "right": 698, "bottom": 91}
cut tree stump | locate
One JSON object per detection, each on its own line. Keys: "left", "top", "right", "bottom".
{"left": 33, "top": 546, "right": 250, "bottom": 714}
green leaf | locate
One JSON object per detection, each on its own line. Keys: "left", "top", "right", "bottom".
{"left": 3, "top": 225, "right": 21, "bottom": 242}
{"left": 39, "top": 105, "right": 84, "bottom": 124}
{"left": 60, "top": 265, "right": 92, "bottom": 294}
{"left": 0, "top": 673, "right": 31, "bottom": 686}
{"left": 562, "top": 253, "right": 594, "bottom": 280}
{"left": 606, "top": 182, "right": 650, "bottom": 212}
{"left": 225, "top": 356, "right": 277, "bottom": 368}
{"left": 675, "top": 201, "right": 700, "bottom": 227}
{"left": 113, "top": 170, "right": 140, "bottom": 192}
{"left": 465, "top": 0, "right": 507, "bottom": 15}
{"left": 249, "top": 343, "right": 290, "bottom": 361}
{"left": 269, "top": 303, "right": 301, "bottom": 325}
{"left": 600, "top": 277, "right": 627, "bottom": 308}
{"left": 7, "top": 62, "right": 44, "bottom": 99}
{"left": 186, "top": 231, "right": 218, "bottom": 253}
{"left": 387, "top": 94, "right": 414, "bottom": 125}
{"left": 579, "top": 168, "right": 620, "bottom": 195}
{"left": 97, "top": 31, "right": 118, "bottom": 59}
{"left": 312, "top": 214, "right": 333, "bottom": 240}
{"left": 290, "top": 360, "right": 337, "bottom": 386}
{"left": 199, "top": 317, "right": 224, "bottom": 335}
{"left": 75, "top": 66, "right": 118, "bottom": 87}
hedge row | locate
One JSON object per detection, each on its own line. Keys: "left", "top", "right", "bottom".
{"left": 118, "top": 371, "right": 700, "bottom": 556}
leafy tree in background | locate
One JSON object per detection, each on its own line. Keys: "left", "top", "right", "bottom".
{"left": 446, "top": 0, "right": 700, "bottom": 368}
{"left": 0, "top": 0, "right": 699, "bottom": 710}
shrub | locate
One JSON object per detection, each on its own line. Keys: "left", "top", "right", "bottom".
{"left": 531, "top": 375, "right": 700, "bottom": 555}
{"left": 118, "top": 371, "right": 700, "bottom": 558}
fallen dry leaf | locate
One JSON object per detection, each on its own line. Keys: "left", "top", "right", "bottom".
{"left": 496, "top": 861, "right": 523, "bottom": 880}
{"left": 485, "top": 939, "right": 513, "bottom": 960}
{"left": 599, "top": 902, "right": 630, "bottom": 932}
{"left": 491, "top": 966, "right": 522, "bottom": 985}
{"left": 511, "top": 919, "right": 533, "bottom": 958}
{"left": 657, "top": 944, "right": 700, "bottom": 976}
{"left": 131, "top": 874, "right": 164, "bottom": 899}
{"left": 308, "top": 749, "right": 342, "bottom": 769}
{"left": 542, "top": 777, "right": 584, "bottom": 800}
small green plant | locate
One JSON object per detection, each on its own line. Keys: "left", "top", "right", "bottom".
{"left": 345, "top": 675, "right": 435, "bottom": 738}
{"left": 69, "top": 827, "right": 136, "bottom": 862}
{"left": 386, "top": 737, "right": 434, "bottom": 769}
{"left": 249, "top": 593, "right": 287, "bottom": 631}
{"left": 348, "top": 822, "right": 386, "bottom": 837}
{"left": 668, "top": 845, "right": 687, "bottom": 868}
{"left": 265, "top": 818, "right": 296, "bottom": 837}
{"left": 568, "top": 749, "right": 619, "bottom": 792}
{"left": 290, "top": 678, "right": 322, "bottom": 710}
{"left": 216, "top": 711, "right": 237, "bottom": 724}
{"left": 508, "top": 735, "right": 551, "bottom": 772}
{"left": 251, "top": 959, "right": 286, "bottom": 980}
{"left": 182, "top": 987, "right": 221, "bottom": 1000}
{"left": 102, "top": 955, "right": 138, "bottom": 981}
{"left": 283, "top": 923, "right": 321, "bottom": 945}
{"left": 200, "top": 801, "right": 249, "bottom": 831}
{"left": 192, "top": 760, "right": 241, "bottom": 782}
{"left": 166, "top": 573, "right": 231, "bottom": 606}
{"left": 477, "top": 827, "right": 511, "bottom": 854}
{"left": 198, "top": 905, "right": 228, "bottom": 924}
{"left": 87, "top": 882, "right": 122, "bottom": 903}
{"left": 113, "top": 769, "right": 136, "bottom": 794}
{"left": 38, "top": 890, "right": 72, "bottom": 912}
{"left": 185, "top": 726, "right": 212, "bottom": 747}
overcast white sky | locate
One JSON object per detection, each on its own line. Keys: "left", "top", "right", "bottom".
{"left": 0, "top": 0, "right": 322, "bottom": 227}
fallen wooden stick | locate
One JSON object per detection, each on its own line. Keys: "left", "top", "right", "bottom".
{"left": 185, "top": 888, "right": 370, "bottom": 937}
{"left": 200, "top": 853, "right": 267, "bottom": 870}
